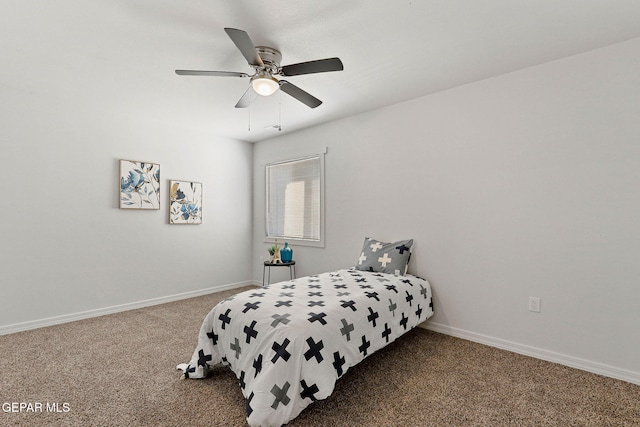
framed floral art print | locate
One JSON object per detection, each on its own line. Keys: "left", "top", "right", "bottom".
{"left": 169, "top": 180, "right": 202, "bottom": 224}
{"left": 119, "top": 159, "right": 160, "bottom": 209}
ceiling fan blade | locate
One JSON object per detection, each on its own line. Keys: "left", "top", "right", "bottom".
{"left": 235, "top": 87, "right": 257, "bottom": 108}
{"left": 280, "top": 57, "right": 343, "bottom": 76}
{"left": 279, "top": 80, "right": 322, "bottom": 108}
{"left": 224, "top": 28, "right": 264, "bottom": 67}
{"left": 175, "top": 70, "right": 249, "bottom": 77}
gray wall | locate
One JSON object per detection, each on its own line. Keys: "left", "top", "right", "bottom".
{"left": 253, "top": 38, "right": 640, "bottom": 381}
{"left": 0, "top": 4, "right": 254, "bottom": 332}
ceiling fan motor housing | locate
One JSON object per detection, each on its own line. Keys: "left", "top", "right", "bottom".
{"left": 255, "top": 46, "right": 282, "bottom": 73}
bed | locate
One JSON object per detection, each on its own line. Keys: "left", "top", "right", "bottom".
{"left": 178, "top": 238, "right": 433, "bottom": 427}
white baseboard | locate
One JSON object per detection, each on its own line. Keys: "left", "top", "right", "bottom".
{"left": 420, "top": 321, "right": 640, "bottom": 386}
{"left": 0, "top": 280, "right": 260, "bottom": 336}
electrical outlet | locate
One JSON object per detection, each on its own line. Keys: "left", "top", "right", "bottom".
{"left": 528, "top": 297, "right": 541, "bottom": 313}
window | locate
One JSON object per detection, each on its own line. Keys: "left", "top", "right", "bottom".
{"left": 266, "top": 155, "right": 324, "bottom": 247}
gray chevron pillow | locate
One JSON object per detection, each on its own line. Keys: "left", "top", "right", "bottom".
{"left": 355, "top": 237, "right": 413, "bottom": 275}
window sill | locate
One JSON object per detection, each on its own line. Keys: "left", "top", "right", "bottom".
{"left": 264, "top": 236, "right": 324, "bottom": 248}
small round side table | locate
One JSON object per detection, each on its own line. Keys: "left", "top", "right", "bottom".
{"left": 262, "top": 260, "right": 296, "bottom": 287}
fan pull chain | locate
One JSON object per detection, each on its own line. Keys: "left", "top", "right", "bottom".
{"left": 278, "top": 91, "right": 282, "bottom": 131}
{"left": 248, "top": 101, "right": 251, "bottom": 131}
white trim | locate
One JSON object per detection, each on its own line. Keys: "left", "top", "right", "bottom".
{"left": 419, "top": 321, "right": 640, "bottom": 386}
{"left": 0, "top": 280, "right": 260, "bottom": 336}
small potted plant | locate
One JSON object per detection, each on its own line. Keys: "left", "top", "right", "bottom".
{"left": 267, "top": 240, "right": 282, "bottom": 263}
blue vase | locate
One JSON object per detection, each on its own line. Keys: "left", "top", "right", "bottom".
{"left": 280, "top": 242, "right": 293, "bottom": 263}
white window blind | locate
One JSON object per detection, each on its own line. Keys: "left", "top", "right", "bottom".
{"left": 266, "top": 155, "right": 322, "bottom": 242}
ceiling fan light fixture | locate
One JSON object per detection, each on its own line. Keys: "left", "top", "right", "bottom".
{"left": 251, "top": 73, "right": 279, "bottom": 96}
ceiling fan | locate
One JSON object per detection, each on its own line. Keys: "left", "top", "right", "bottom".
{"left": 176, "top": 28, "right": 344, "bottom": 109}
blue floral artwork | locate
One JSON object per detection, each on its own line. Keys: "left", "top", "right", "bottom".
{"left": 119, "top": 160, "right": 160, "bottom": 209}
{"left": 169, "top": 180, "right": 202, "bottom": 224}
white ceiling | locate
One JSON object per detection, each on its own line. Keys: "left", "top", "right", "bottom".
{"left": 4, "top": 1, "right": 640, "bottom": 143}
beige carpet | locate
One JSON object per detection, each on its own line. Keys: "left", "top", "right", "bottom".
{"left": 1, "top": 287, "right": 639, "bottom": 426}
